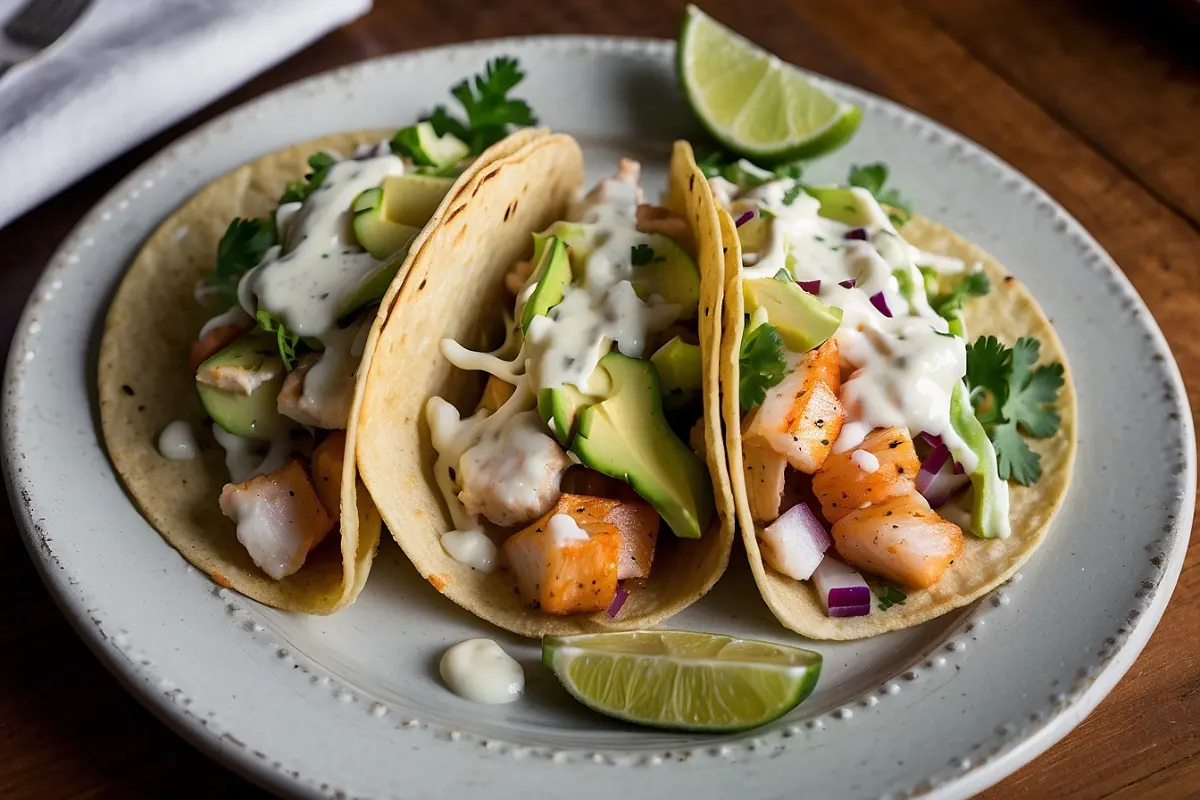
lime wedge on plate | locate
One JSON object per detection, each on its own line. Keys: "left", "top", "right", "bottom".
{"left": 678, "top": 5, "right": 861, "bottom": 162}
{"left": 542, "top": 630, "right": 821, "bottom": 732}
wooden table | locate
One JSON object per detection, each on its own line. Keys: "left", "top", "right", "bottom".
{"left": 2, "top": 1, "right": 1197, "bottom": 796}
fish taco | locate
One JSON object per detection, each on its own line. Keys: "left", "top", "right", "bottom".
{"left": 99, "top": 59, "right": 545, "bottom": 613}
{"left": 356, "top": 138, "right": 737, "bottom": 636}
{"left": 706, "top": 165, "right": 1076, "bottom": 639}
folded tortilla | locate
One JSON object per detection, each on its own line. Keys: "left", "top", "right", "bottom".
{"left": 355, "top": 137, "right": 737, "bottom": 636}
{"left": 717, "top": 208, "right": 1077, "bottom": 640}
{"left": 98, "top": 128, "right": 546, "bottom": 613}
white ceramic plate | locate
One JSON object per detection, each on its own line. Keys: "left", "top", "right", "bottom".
{"left": 4, "top": 37, "right": 1193, "bottom": 800}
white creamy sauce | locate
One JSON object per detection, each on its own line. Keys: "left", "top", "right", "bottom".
{"left": 440, "top": 530, "right": 498, "bottom": 572}
{"left": 427, "top": 386, "right": 540, "bottom": 567}
{"left": 850, "top": 449, "right": 879, "bottom": 474}
{"left": 439, "top": 639, "right": 524, "bottom": 705}
{"left": 284, "top": 315, "right": 368, "bottom": 430}
{"left": 198, "top": 304, "right": 252, "bottom": 341}
{"left": 727, "top": 180, "right": 975, "bottom": 470}
{"left": 547, "top": 513, "right": 588, "bottom": 545}
{"left": 157, "top": 420, "right": 197, "bottom": 460}
{"left": 426, "top": 167, "right": 689, "bottom": 568}
{"left": 211, "top": 424, "right": 293, "bottom": 483}
{"left": 238, "top": 155, "right": 406, "bottom": 339}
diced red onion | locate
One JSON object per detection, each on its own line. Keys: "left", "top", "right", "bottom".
{"left": 761, "top": 502, "right": 831, "bottom": 581}
{"left": 870, "top": 291, "right": 893, "bottom": 318}
{"left": 917, "top": 443, "right": 971, "bottom": 508}
{"left": 812, "top": 557, "right": 871, "bottom": 618}
{"left": 845, "top": 228, "right": 868, "bottom": 241}
{"left": 797, "top": 280, "right": 821, "bottom": 295}
{"left": 838, "top": 278, "right": 856, "bottom": 289}
{"left": 606, "top": 585, "right": 629, "bottom": 618}
{"left": 918, "top": 432, "right": 943, "bottom": 449}
{"left": 734, "top": 210, "right": 755, "bottom": 228}
{"left": 953, "top": 460, "right": 965, "bottom": 475}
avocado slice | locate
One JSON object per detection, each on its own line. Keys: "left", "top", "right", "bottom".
{"left": 743, "top": 278, "right": 843, "bottom": 353}
{"left": 537, "top": 366, "right": 612, "bottom": 446}
{"left": 629, "top": 234, "right": 701, "bottom": 319}
{"left": 537, "top": 385, "right": 591, "bottom": 445}
{"left": 541, "top": 221, "right": 600, "bottom": 263}
{"left": 650, "top": 336, "right": 702, "bottom": 408}
{"left": 382, "top": 173, "right": 454, "bottom": 228}
{"left": 351, "top": 187, "right": 422, "bottom": 260}
{"left": 519, "top": 236, "right": 571, "bottom": 332}
{"left": 570, "top": 352, "right": 715, "bottom": 539}
{"left": 391, "top": 121, "right": 470, "bottom": 168}
{"left": 196, "top": 333, "right": 287, "bottom": 441}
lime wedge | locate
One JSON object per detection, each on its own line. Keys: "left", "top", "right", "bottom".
{"left": 542, "top": 630, "right": 821, "bottom": 732}
{"left": 678, "top": 6, "right": 861, "bottom": 162}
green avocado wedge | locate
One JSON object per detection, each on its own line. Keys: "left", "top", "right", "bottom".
{"left": 571, "top": 352, "right": 715, "bottom": 539}
{"left": 382, "top": 173, "right": 455, "bottom": 228}
{"left": 743, "top": 278, "right": 842, "bottom": 353}
{"left": 520, "top": 236, "right": 571, "bottom": 332}
{"left": 629, "top": 234, "right": 702, "bottom": 318}
{"left": 351, "top": 187, "right": 421, "bottom": 260}
{"left": 650, "top": 336, "right": 703, "bottom": 407}
{"left": 195, "top": 332, "right": 288, "bottom": 441}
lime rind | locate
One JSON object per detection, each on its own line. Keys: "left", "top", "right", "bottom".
{"left": 678, "top": 6, "right": 861, "bottom": 163}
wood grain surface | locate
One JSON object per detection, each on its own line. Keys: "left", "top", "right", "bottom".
{"left": 1, "top": 0, "right": 1197, "bottom": 797}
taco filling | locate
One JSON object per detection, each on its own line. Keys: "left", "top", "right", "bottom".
{"left": 175, "top": 60, "right": 538, "bottom": 584}
{"left": 425, "top": 158, "right": 717, "bottom": 616}
{"left": 713, "top": 164, "right": 1069, "bottom": 625}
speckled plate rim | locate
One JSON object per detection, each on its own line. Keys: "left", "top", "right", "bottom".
{"left": 3, "top": 36, "right": 1193, "bottom": 800}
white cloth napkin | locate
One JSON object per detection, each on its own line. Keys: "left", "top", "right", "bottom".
{"left": 0, "top": 0, "right": 372, "bottom": 229}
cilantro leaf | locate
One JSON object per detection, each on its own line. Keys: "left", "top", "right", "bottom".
{"left": 964, "top": 335, "right": 1063, "bottom": 486}
{"left": 256, "top": 309, "right": 300, "bottom": 371}
{"left": 630, "top": 244, "right": 656, "bottom": 266}
{"left": 422, "top": 57, "right": 537, "bottom": 156}
{"left": 738, "top": 322, "right": 787, "bottom": 410}
{"left": 423, "top": 106, "right": 470, "bottom": 142}
{"left": 207, "top": 217, "right": 277, "bottom": 308}
{"left": 782, "top": 181, "right": 805, "bottom": 206}
{"left": 930, "top": 270, "right": 991, "bottom": 320}
{"left": 992, "top": 421, "right": 1041, "bottom": 484}
{"left": 279, "top": 152, "right": 337, "bottom": 205}
{"left": 847, "top": 163, "right": 887, "bottom": 195}
{"left": 875, "top": 585, "right": 907, "bottom": 611}
{"left": 848, "top": 162, "right": 911, "bottom": 226}
{"left": 695, "top": 150, "right": 803, "bottom": 187}
{"left": 1002, "top": 337, "right": 1064, "bottom": 439}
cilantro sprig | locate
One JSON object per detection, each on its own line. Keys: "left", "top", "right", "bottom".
{"left": 279, "top": 152, "right": 337, "bottom": 205}
{"left": 738, "top": 321, "right": 788, "bottom": 410}
{"left": 630, "top": 244, "right": 664, "bottom": 266}
{"left": 696, "top": 150, "right": 804, "bottom": 187}
{"left": 256, "top": 309, "right": 300, "bottom": 372}
{"left": 207, "top": 217, "right": 277, "bottom": 308}
{"left": 930, "top": 270, "right": 990, "bottom": 321}
{"left": 876, "top": 585, "right": 907, "bottom": 611}
{"left": 423, "top": 57, "right": 537, "bottom": 156}
{"left": 965, "top": 335, "right": 1064, "bottom": 485}
{"left": 847, "top": 162, "right": 911, "bottom": 227}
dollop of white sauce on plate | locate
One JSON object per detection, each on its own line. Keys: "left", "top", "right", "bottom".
{"left": 157, "top": 420, "right": 197, "bottom": 460}
{"left": 440, "top": 638, "right": 524, "bottom": 704}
